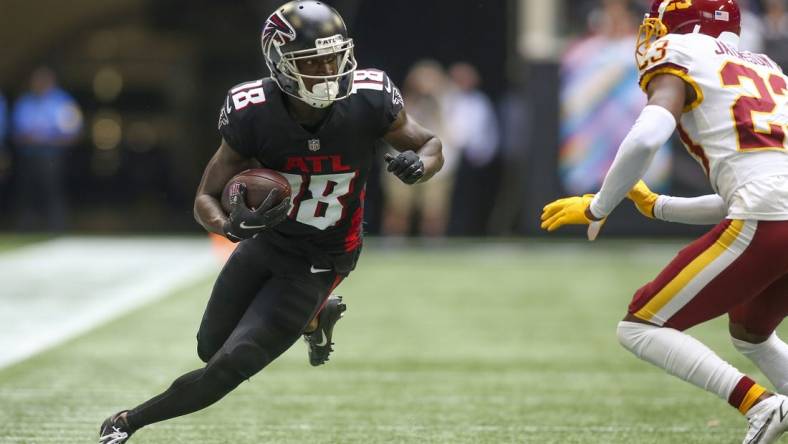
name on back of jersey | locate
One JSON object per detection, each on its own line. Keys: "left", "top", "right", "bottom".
{"left": 713, "top": 40, "right": 779, "bottom": 70}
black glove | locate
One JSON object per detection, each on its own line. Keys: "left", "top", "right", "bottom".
{"left": 223, "top": 184, "right": 289, "bottom": 242}
{"left": 384, "top": 151, "right": 424, "bottom": 185}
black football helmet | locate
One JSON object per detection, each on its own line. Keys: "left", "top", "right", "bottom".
{"left": 261, "top": 1, "right": 357, "bottom": 108}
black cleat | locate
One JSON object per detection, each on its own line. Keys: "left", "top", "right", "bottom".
{"left": 99, "top": 411, "right": 133, "bottom": 444}
{"left": 305, "top": 295, "right": 346, "bottom": 366}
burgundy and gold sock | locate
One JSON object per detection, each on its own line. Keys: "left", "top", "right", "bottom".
{"left": 729, "top": 376, "right": 768, "bottom": 414}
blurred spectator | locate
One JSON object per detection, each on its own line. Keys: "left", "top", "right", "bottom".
{"left": 12, "top": 67, "right": 83, "bottom": 232}
{"left": 0, "top": 92, "right": 8, "bottom": 175}
{"left": 559, "top": 0, "right": 671, "bottom": 195}
{"left": 0, "top": 92, "right": 6, "bottom": 143}
{"left": 0, "top": 90, "right": 10, "bottom": 210}
{"left": 382, "top": 60, "right": 454, "bottom": 237}
{"left": 445, "top": 62, "right": 500, "bottom": 236}
{"left": 489, "top": 84, "right": 531, "bottom": 236}
{"left": 740, "top": 0, "right": 766, "bottom": 51}
{"left": 587, "top": 0, "right": 638, "bottom": 36}
{"left": 763, "top": 0, "right": 788, "bottom": 68}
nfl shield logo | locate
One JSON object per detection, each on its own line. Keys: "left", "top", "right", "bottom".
{"left": 308, "top": 139, "right": 321, "bottom": 152}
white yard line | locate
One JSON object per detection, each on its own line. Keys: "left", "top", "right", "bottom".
{"left": 0, "top": 237, "right": 218, "bottom": 369}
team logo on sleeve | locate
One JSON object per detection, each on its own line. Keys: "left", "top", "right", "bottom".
{"left": 262, "top": 11, "right": 296, "bottom": 45}
{"left": 217, "top": 97, "right": 230, "bottom": 129}
{"left": 391, "top": 85, "right": 404, "bottom": 106}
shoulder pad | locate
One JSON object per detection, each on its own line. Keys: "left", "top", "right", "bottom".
{"left": 226, "top": 79, "right": 268, "bottom": 114}
{"left": 638, "top": 35, "right": 703, "bottom": 111}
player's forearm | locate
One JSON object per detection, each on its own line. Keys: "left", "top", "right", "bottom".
{"left": 194, "top": 140, "right": 254, "bottom": 236}
{"left": 654, "top": 194, "right": 727, "bottom": 225}
{"left": 194, "top": 194, "right": 229, "bottom": 235}
{"left": 590, "top": 105, "right": 677, "bottom": 218}
{"left": 416, "top": 136, "right": 443, "bottom": 182}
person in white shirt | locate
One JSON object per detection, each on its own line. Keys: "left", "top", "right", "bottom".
{"left": 444, "top": 62, "right": 500, "bottom": 235}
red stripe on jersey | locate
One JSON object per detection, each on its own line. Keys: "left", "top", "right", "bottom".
{"left": 677, "top": 124, "right": 710, "bottom": 177}
{"left": 316, "top": 275, "right": 345, "bottom": 313}
{"left": 344, "top": 186, "right": 365, "bottom": 252}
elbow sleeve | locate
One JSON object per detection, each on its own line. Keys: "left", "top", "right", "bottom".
{"left": 629, "top": 105, "right": 677, "bottom": 153}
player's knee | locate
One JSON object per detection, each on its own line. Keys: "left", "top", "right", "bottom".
{"left": 616, "top": 320, "right": 656, "bottom": 355}
{"left": 616, "top": 321, "right": 633, "bottom": 350}
{"left": 197, "top": 342, "right": 215, "bottom": 364}
{"left": 205, "top": 341, "right": 271, "bottom": 388}
{"left": 196, "top": 332, "right": 221, "bottom": 363}
{"left": 729, "top": 322, "right": 774, "bottom": 345}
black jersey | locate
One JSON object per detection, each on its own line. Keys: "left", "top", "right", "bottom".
{"left": 218, "top": 69, "right": 403, "bottom": 254}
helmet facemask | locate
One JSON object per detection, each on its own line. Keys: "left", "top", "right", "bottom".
{"left": 265, "top": 35, "right": 357, "bottom": 108}
{"left": 636, "top": 0, "right": 675, "bottom": 69}
{"left": 636, "top": 15, "right": 668, "bottom": 68}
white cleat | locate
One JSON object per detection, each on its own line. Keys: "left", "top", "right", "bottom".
{"left": 99, "top": 426, "right": 129, "bottom": 444}
{"left": 98, "top": 411, "right": 133, "bottom": 444}
{"left": 743, "top": 394, "right": 788, "bottom": 444}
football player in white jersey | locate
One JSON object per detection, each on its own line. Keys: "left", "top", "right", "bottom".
{"left": 541, "top": 1, "right": 788, "bottom": 442}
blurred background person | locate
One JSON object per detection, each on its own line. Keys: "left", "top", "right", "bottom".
{"left": 0, "top": 91, "right": 6, "bottom": 148}
{"left": 382, "top": 60, "right": 454, "bottom": 237}
{"left": 488, "top": 76, "right": 532, "bottom": 236}
{"left": 0, "top": 90, "right": 8, "bottom": 170}
{"left": 740, "top": 0, "right": 766, "bottom": 51}
{"left": 764, "top": 0, "right": 788, "bottom": 68}
{"left": 11, "top": 67, "right": 83, "bottom": 232}
{"left": 559, "top": 0, "right": 672, "bottom": 197}
{"left": 445, "top": 62, "right": 500, "bottom": 236}
{"left": 0, "top": 90, "right": 9, "bottom": 209}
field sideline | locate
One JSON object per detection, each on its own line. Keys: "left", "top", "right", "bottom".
{"left": 0, "top": 237, "right": 782, "bottom": 443}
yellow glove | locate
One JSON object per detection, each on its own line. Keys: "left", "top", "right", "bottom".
{"left": 627, "top": 180, "right": 658, "bottom": 219}
{"left": 541, "top": 194, "right": 606, "bottom": 240}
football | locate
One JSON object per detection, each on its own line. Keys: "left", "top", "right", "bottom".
{"left": 221, "top": 168, "right": 291, "bottom": 212}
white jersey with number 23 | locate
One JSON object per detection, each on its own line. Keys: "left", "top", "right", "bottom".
{"left": 639, "top": 32, "right": 788, "bottom": 220}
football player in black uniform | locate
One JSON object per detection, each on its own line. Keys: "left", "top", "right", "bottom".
{"left": 98, "top": 1, "right": 442, "bottom": 443}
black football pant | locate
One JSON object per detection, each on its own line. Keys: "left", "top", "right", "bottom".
{"left": 125, "top": 236, "right": 342, "bottom": 430}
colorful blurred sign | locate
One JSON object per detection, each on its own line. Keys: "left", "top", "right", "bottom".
{"left": 559, "top": 35, "right": 672, "bottom": 194}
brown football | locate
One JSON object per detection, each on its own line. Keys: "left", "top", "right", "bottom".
{"left": 221, "top": 168, "right": 291, "bottom": 212}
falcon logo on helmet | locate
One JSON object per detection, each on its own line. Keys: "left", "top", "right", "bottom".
{"left": 261, "top": 1, "right": 357, "bottom": 109}
{"left": 262, "top": 11, "right": 297, "bottom": 45}
{"left": 636, "top": 0, "right": 742, "bottom": 68}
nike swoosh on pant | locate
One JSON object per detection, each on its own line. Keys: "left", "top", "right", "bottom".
{"left": 239, "top": 222, "right": 266, "bottom": 230}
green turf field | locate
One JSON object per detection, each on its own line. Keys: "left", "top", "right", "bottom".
{"left": 0, "top": 235, "right": 47, "bottom": 252}
{"left": 0, "top": 239, "right": 782, "bottom": 443}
